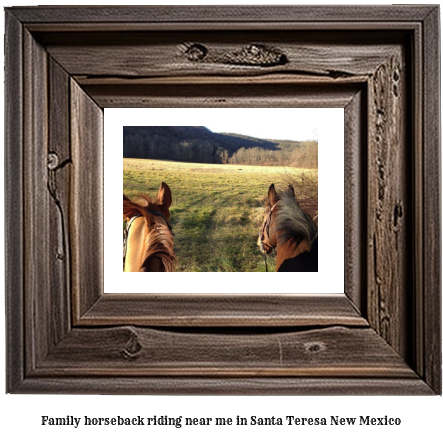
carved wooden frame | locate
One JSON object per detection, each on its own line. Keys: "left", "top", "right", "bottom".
{"left": 5, "top": 6, "right": 441, "bottom": 394}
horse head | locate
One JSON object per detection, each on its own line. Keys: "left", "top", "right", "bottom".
{"left": 123, "top": 182, "right": 175, "bottom": 272}
{"left": 258, "top": 183, "right": 318, "bottom": 271}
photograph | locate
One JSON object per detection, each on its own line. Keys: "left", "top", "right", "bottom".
{"left": 106, "top": 107, "right": 343, "bottom": 295}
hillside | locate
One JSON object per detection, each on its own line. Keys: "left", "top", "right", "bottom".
{"left": 123, "top": 126, "right": 317, "bottom": 168}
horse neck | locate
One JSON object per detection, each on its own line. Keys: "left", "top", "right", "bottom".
{"left": 124, "top": 216, "right": 175, "bottom": 272}
{"left": 143, "top": 222, "right": 175, "bottom": 272}
{"left": 141, "top": 255, "right": 166, "bottom": 272}
{"left": 275, "top": 236, "right": 310, "bottom": 271}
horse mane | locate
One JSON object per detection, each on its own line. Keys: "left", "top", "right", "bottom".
{"left": 123, "top": 194, "right": 176, "bottom": 272}
{"left": 143, "top": 222, "right": 176, "bottom": 272}
{"left": 274, "top": 188, "right": 318, "bottom": 250}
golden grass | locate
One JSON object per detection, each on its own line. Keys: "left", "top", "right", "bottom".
{"left": 124, "top": 158, "right": 318, "bottom": 272}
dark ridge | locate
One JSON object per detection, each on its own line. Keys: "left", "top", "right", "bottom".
{"left": 123, "top": 126, "right": 317, "bottom": 168}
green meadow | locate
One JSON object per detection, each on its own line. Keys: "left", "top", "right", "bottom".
{"left": 123, "top": 158, "right": 318, "bottom": 272}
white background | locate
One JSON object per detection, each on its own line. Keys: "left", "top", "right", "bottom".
{"left": 1, "top": 1, "right": 442, "bottom": 437}
{"left": 107, "top": 108, "right": 344, "bottom": 292}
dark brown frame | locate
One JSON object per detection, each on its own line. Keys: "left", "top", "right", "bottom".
{"left": 5, "top": 6, "right": 441, "bottom": 394}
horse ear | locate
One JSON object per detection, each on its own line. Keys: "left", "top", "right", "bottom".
{"left": 268, "top": 183, "right": 279, "bottom": 206}
{"left": 288, "top": 185, "right": 296, "bottom": 198}
{"left": 157, "top": 182, "right": 172, "bottom": 209}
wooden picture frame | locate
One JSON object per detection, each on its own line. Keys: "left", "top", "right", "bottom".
{"left": 5, "top": 5, "right": 441, "bottom": 394}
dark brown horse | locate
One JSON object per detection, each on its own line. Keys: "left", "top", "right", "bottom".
{"left": 123, "top": 182, "right": 175, "bottom": 272}
{"left": 258, "top": 183, "right": 318, "bottom": 272}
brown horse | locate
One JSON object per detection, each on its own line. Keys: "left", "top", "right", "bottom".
{"left": 123, "top": 182, "right": 175, "bottom": 272}
{"left": 258, "top": 183, "right": 318, "bottom": 272}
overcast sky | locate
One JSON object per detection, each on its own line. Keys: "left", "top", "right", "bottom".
{"left": 106, "top": 108, "right": 324, "bottom": 142}
{"left": 204, "top": 108, "right": 320, "bottom": 141}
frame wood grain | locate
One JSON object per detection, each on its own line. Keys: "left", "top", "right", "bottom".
{"left": 5, "top": 5, "right": 441, "bottom": 394}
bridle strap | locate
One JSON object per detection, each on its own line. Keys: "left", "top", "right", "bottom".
{"left": 263, "top": 252, "right": 269, "bottom": 272}
{"left": 258, "top": 201, "right": 281, "bottom": 272}
{"left": 148, "top": 209, "right": 174, "bottom": 235}
{"left": 259, "top": 201, "right": 279, "bottom": 253}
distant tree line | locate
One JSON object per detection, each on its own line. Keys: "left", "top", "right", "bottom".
{"left": 228, "top": 142, "right": 318, "bottom": 168}
{"left": 123, "top": 126, "right": 318, "bottom": 169}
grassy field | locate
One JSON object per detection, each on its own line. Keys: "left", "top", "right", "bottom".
{"left": 124, "top": 158, "right": 318, "bottom": 272}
